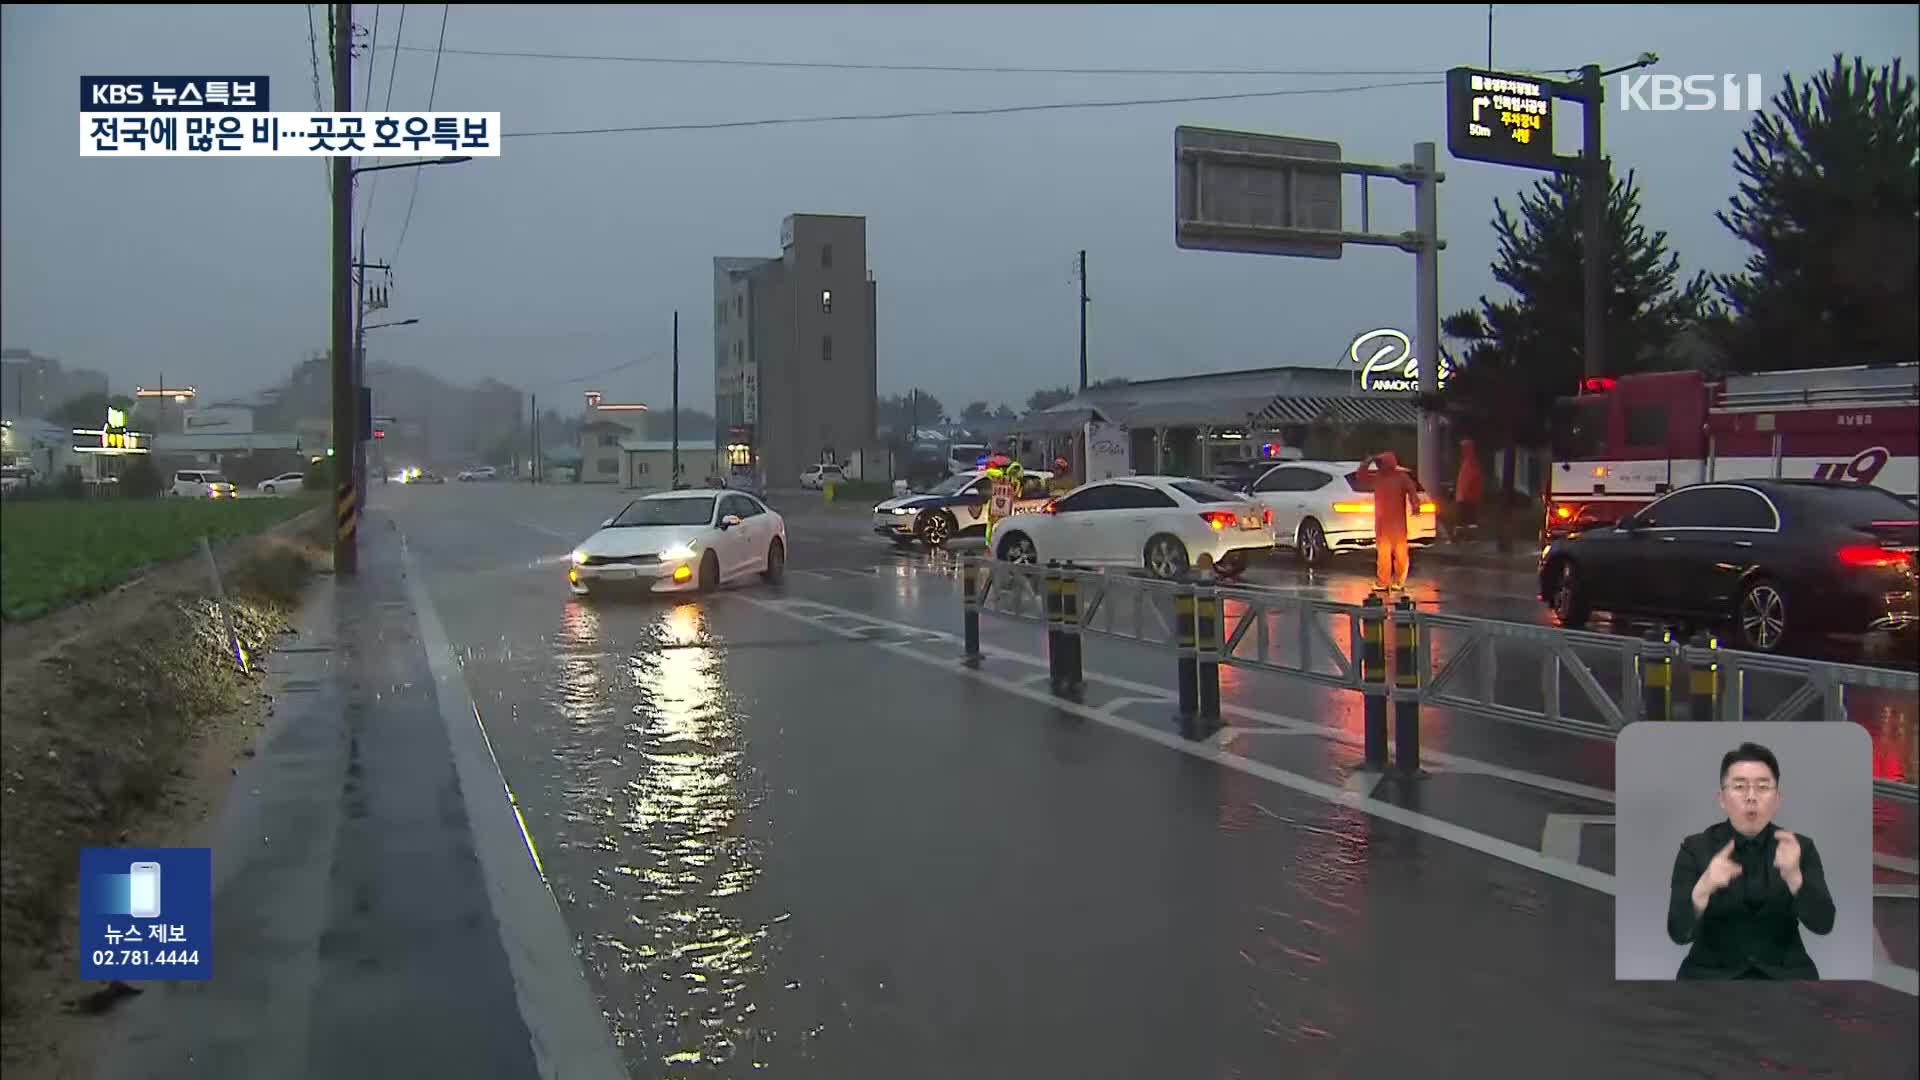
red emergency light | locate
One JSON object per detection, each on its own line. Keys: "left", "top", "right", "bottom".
{"left": 373, "top": 429, "right": 385, "bottom": 439}
{"left": 1580, "top": 377, "right": 1617, "bottom": 394}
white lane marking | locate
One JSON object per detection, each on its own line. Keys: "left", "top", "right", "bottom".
{"left": 799, "top": 591, "right": 1621, "bottom": 805}
{"left": 1876, "top": 853, "right": 1919, "bottom": 876}
{"left": 742, "top": 594, "right": 1614, "bottom": 893}
{"left": 1541, "top": 814, "right": 1614, "bottom": 863}
{"left": 400, "top": 534, "right": 628, "bottom": 1080}
{"left": 1344, "top": 770, "right": 1383, "bottom": 798}
{"left": 757, "top": 594, "right": 1920, "bottom": 995}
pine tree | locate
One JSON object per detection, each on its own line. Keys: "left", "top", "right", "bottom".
{"left": 1711, "top": 56, "right": 1918, "bottom": 370}
{"left": 1439, "top": 169, "right": 1710, "bottom": 493}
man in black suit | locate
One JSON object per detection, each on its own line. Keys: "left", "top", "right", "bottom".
{"left": 1667, "top": 742, "right": 1837, "bottom": 979}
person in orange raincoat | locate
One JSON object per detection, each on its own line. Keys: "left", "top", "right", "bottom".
{"left": 1364, "top": 451, "right": 1422, "bottom": 591}
{"left": 1454, "top": 438, "right": 1484, "bottom": 540}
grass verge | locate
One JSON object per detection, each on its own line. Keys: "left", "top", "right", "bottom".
{"left": 0, "top": 510, "right": 329, "bottom": 1024}
{"left": 0, "top": 495, "right": 323, "bottom": 622}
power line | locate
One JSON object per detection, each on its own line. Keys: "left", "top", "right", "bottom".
{"left": 358, "top": 5, "right": 382, "bottom": 222}
{"left": 382, "top": 5, "right": 407, "bottom": 110}
{"left": 393, "top": 3, "right": 450, "bottom": 264}
{"left": 504, "top": 79, "right": 1442, "bottom": 139}
{"left": 389, "top": 44, "right": 1444, "bottom": 78}
{"left": 308, "top": 5, "right": 328, "bottom": 199}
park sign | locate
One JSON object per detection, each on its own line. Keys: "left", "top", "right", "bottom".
{"left": 72, "top": 406, "right": 150, "bottom": 454}
{"left": 1445, "top": 67, "right": 1560, "bottom": 171}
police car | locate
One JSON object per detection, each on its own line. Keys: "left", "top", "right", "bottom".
{"left": 872, "top": 468, "right": 1054, "bottom": 549}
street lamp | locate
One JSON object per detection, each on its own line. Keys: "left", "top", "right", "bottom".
{"left": 349, "top": 155, "right": 472, "bottom": 178}
{"left": 363, "top": 318, "right": 419, "bottom": 332}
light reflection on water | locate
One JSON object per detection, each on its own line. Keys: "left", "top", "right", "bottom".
{"left": 550, "top": 599, "right": 775, "bottom": 1074}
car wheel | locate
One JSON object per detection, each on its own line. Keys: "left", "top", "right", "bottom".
{"left": 1551, "top": 560, "right": 1591, "bottom": 629}
{"left": 1295, "top": 518, "right": 1329, "bottom": 567}
{"left": 1144, "top": 534, "right": 1190, "bottom": 580}
{"left": 262, "top": 484, "right": 276, "bottom": 495}
{"left": 997, "top": 531, "right": 1037, "bottom": 565}
{"left": 1735, "top": 578, "right": 1790, "bottom": 652}
{"left": 698, "top": 551, "right": 720, "bottom": 593}
{"left": 762, "top": 539, "right": 786, "bottom": 584}
{"left": 919, "top": 511, "right": 955, "bottom": 548}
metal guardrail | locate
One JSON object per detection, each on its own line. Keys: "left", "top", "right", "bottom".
{"left": 956, "top": 557, "right": 1920, "bottom": 801}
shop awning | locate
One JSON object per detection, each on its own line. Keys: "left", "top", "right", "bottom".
{"left": 1252, "top": 395, "right": 1421, "bottom": 426}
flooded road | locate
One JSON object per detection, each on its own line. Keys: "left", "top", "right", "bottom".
{"left": 380, "top": 483, "right": 1918, "bottom": 1078}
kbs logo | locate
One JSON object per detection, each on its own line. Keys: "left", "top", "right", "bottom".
{"left": 1618, "top": 73, "right": 1763, "bottom": 112}
{"left": 1810, "top": 447, "right": 1890, "bottom": 485}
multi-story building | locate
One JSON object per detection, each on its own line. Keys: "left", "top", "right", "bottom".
{"left": 1, "top": 348, "right": 109, "bottom": 419}
{"left": 713, "top": 213, "right": 878, "bottom": 488}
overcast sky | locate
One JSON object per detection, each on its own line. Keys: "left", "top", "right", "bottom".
{"left": 3, "top": 4, "right": 1913, "bottom": 416}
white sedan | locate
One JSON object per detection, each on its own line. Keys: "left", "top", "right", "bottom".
{"left": 1248, "top": 459, "right": 1437, "bottom": 567}
{"left": 989, "top": 476, "right": 1273, "bottom": 579}
{"left": 569, "top": 489, "right": 787, "bottom": 597}
{"left": 256, "top": 471, "right": 305, "bottom": 496}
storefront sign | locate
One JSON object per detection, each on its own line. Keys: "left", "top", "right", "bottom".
{"left": 72, "top": 406, "right": 150, "bottom": 454}
{"left": 1085, "top": 421, "right": 1129, "bottom": 482}
{"left": 1349, "top": 328, "right": 1453, "bottom": 393}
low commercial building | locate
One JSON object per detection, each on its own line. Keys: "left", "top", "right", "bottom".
{"left": 1022, "top": 365, "right": 1422, "bottom": 480}
{"left": 618, "top": 440, "right": 718, "bottom": 490}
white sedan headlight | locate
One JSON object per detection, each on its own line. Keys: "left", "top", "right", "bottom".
{"left": 891, "top": 506, "right": 916, "bottom": 516}
{"left": 570, "top": 549, "right": 589, "bottom": 565}
{"left": 659, "top": 541, "right": 698, "bottom": 562}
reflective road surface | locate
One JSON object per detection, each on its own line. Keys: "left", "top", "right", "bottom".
{"left": 380, "top": 482, "right": 1918, "bottom": 1079}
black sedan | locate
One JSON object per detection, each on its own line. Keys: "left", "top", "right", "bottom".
{"left": 1539, "top": 480, "right": 1918, "bottom": 653}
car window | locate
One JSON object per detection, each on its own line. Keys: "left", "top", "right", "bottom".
{"left": 611, "top": 497, "right": 716, "bottom": 527}
{"left": 1718, "top": 488, "right": 1778, "bottom": 530}
{"left": 1020, "top": 477, "right": 1049, "bottom": 500}
{"left": 1107, "top": 484, "right": 1179, "bottom": 510}
{"left": 1255, "top": 467, "right": 1316, "bottom": 493}
{"left": 1638, "top": 488, "right": 1719, "bottom": 529}
{"left": 1171, "top": 480, "right": 1240, "bottom": 504}
{"left": 963, "top": 477, "right": 990, "bottom": 498}
{"left": 733, "top": 495, "right": 766, "bottom": 518}
{"left": 1052, "top": 485, "right": 1115, "bottom": 514}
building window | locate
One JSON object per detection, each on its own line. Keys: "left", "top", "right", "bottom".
{"left": 822, "top": 334, "right": 832, "bottom": 363}
{"left": 821, "top": 289, "right": 833, "bottom": 314}
{"left": 734, "top": 341, "right": 743, "bottom": 363}
{"left": 735, "top": 295, "right": 744, "bottom": 318}
{"left": 636, "top": 461, "right": 650, "bottom": 475}
{"left": 821, "top": 243, "right": 833, "bottom": 269}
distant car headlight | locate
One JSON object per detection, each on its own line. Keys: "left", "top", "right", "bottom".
{"left": 570, "top": 549, "right": 589, "bottom": 565}
{"left": 660, "top": 542, "right": 698, "bottom": 562}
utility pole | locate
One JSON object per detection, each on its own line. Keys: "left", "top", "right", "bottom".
{"left": 1579, "top": 63, "right": 1608, "bottom": 379}
{"left": 1076, "top": 250, "right": 1089, "bottom": 392}
{"left": 530, "top": 394, "right": 538, "bottom": 483}
{"left": 671, "top": 311, "right": 680, "bottom": 487}
{"left": 329, "top": 1, "right": 355, "bottom": 575}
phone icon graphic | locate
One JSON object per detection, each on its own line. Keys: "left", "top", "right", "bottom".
{"left": 128, "top": 862, "right": 162, "bottom": 919}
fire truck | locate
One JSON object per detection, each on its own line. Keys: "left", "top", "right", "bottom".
{"left": 1544, "top": 363, "right": 1919, "bottom": 539}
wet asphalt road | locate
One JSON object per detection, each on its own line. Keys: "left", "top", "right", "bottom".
{"left": 378, "top": 482, "right": 1918, "bottom": 1079}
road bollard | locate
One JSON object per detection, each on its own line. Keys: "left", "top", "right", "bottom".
{"left": 1045, "top": 561, "right": 1066, "bottom": 691}
{"left": 1639, "top": 628, "right": 1674, "bottom": 722}
{"left": 1359, "top": 595, "right": 1388, "bottom": 768}
{"left": 1175, "top": 588, "right": 1200, "bottom": 736}
{"left": 1196, "top": 583, "right": 1222, "bottom": 734}
{"left": 1686, "top": 630, "right": 1721, "bottom": 722}
{"left": 961, "top": 559, "right": 982, "bottom": 667}
{"left": 1058, "top": 567, "right": 1085, "bottom": 698}
{"left": 1391, "top": 595, "right": 1421, "bottom": 772}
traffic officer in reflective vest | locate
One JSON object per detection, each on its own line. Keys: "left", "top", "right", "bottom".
{"left": 983, "top": 455, "right": 1023, "bottom": 545}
